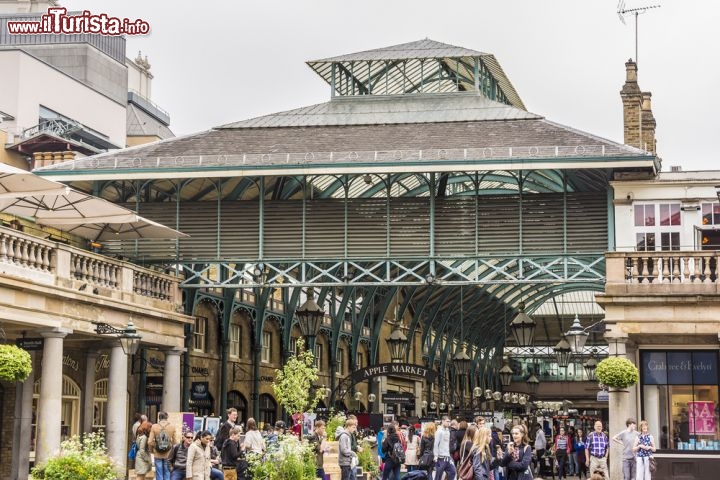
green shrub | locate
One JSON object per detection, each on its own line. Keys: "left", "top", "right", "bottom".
{"left": 357, "top": 440, "right": 380, "bottom": 478}
{"left": 31, "top": 432, "right": 117, "bottom": 480}
{"left": 248, "top": 435, "right": 316, "bottom": 480}
{"left": 0, "top": 344, "right": 32, "bottom": 382}
{"left": 596, "top": 357, "right": 640, "bottom": 389}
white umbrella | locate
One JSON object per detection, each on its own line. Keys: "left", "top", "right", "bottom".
{"left": 38, "top": 213, "right": 188, "bottom": 240}
{"left": 0, "top": 163, "right": 70, "bottom": 200}
{"left": 0, "top": 163, "right": 187, "bottom": 240}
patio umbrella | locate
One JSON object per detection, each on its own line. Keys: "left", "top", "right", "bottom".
{"left": 0, "top": 162, "right": 70, "bottom": 200}
{"left": 38, "top": 213, "right": 188, "bottom": 241}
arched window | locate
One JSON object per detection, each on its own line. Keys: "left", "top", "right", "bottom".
{"left": 259, "top": 393, "right": 277, "bottom": 428}
{"left": 32, "top": 375, "right": 81, "bottom": 452}
{"left": 227, "top": 390, "right": 248, "bottom": 425}
{"left": 93, "top": 378, "right": 109, "bottom": 430}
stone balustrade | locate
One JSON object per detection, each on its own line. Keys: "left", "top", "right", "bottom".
{"left": 607, "top": 250, "right": 720, "bottom": 285}
{"left": 0, "top": 226, "right": 180, "bottom": 307}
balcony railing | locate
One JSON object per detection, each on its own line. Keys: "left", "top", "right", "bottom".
{"left": 607, "top": 251, "right": 720, "bottom": 285}
{"left": 0, "top": 226, "right": 180, "bottom": 307}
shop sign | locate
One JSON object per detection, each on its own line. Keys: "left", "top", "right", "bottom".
{"left": 383, "top": 392, "right": 415, "bottom": 404}
{"left": 350, "top": 363, "right": 438, "bottom": 384}
{"left": 191, "top": 381, "right": 210, "bottom": 400}
{"left": 191, "top": 366, "right": 210, "bottom": 377}
{"left": 596, "top": 390, "right": 609, "bottom": 402}
{"left": 62, "top": 354, "right": 79, "bottom": 371}
{"left": 96, "top": 354, "right": 110, "bottom": 373}
{"left": 259, "top": 375, "right": 274, "bottom": 383}
{"left": 689, "top": 401, "right": 716, "bottom": 435}
{"left": 15, "top": 337, "right": 44, "bottom": 350}
{"left": 642, "top": 351, "right": 718, "bottom": 385}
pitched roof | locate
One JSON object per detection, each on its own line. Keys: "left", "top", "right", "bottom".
{"left": 306, "top": 38, "right": 526, "bottom": 110}
{"left": 219, "top": 93, "right": 538, "bottom": 129}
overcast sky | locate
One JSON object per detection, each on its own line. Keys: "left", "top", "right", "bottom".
{"left": 63, "top": 0, "right": 720, "bottom": 171}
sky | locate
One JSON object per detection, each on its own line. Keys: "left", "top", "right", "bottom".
{"left": 61, "top": 0, "right": 720, "bottom": 171}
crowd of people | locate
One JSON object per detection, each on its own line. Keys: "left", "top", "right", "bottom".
{"left": 129, "top": 411, "right": 657, "bottom": 480}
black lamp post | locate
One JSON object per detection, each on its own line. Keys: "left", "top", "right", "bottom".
{"left": 499, "top": 358, "right": 514, "bottom": 387}
{"left": 554, "top": 336, "right": 573, "bottom": 368}
{"left": 583, "top": 357, "right": 598, "bottom": 381}
{"left": 526, "top": 374, "right": 540, "bottom": 394}
{"left": 95, "top": 320, "right": 142, "bottom": 355}
{"left": 296, "top": 288, "right": 324, "bottom": 353}
{"left": 453, "top": 349, "right": 471, "bottom": 413}
{"left": 510, "top": 302, "right": 536, "bottom": 347}
{"left": 386, "top": 324, "right": 409, "bottom": 363}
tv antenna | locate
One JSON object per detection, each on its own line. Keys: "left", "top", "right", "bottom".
{"left": 617, "top": 1, "right": 661, "bottom": 67}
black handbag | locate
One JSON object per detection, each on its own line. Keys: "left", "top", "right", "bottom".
{"left": 418, "top": 451, "right": 433, "bottom": 468}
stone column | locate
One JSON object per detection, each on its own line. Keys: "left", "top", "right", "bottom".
{"left": 83, "top": 351, "right": 98, "bottom": 433}
{"left": 607, "top": 335, "right": 633, "bottom": 480}
{"left": 106, "top": 341, "right": 128, "bottom": 477}
{"left": 11, "top": 350, "right": 37, "bottom": 480}
{"left": 163, "top": 349, "right": 183, "bottom": 413}
{"left": 35, "top": 329, "right": 70, "bottom": 467}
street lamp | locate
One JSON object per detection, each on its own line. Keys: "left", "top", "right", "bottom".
{"left": 510, "top": 302, "right": 536, "bottom": 347}
{"left": 583, "top": 357, "right": 598, "bottom": 381}
{"left": 526, "top": 374, "right": 540, "bottom": 394}
{"left": 296, "top": 288, "right": 324, "bottom": 353}
{"left": 499, "top": 358, "right": 514, "bottom": 387}
{"left": 554, "top": 336, "right": 573, "bottom": 368}
{"left": 354, "top": 391, "right": 363, "bottom": 411}
{"left": 386, "top": 324, "right": 409, "bottom": 363}
{"left": 94, "top": 320, "right": 142, "bottom": 355}
{"left": 565, "top": 314, "right": 589, "bottom": 354}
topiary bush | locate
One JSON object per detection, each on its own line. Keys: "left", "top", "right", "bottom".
{"left": 31, "top": 432, "right": 117, "bottom": 480}
{"left": 596, "top": 357, "right": 639, "bottom": 389}
{"left": 0, "top": 344, "right": 32, "bottom": 382}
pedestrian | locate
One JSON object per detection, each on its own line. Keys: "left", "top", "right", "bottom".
{"left": 612, "top": 418, "right": 638, "bottom": 480}
{"left": 459, "top": 424, "right": 479, "bottom": 468}
{"left": 187, "top": 430, "right": 213, "bottom": 480}
{"left": 405, "top": 424, "right": 420, "bottom": 472}
{"left": 434, "top": 416, "right": 457, "bottom": 480}
{"left": 149, "top": 411, "right": 179, "bottom": 480}
{"left": 498, "top": 425, "right": 533, "bottom": 480}
{"left": 553, "top": 426, "right": 571, "bottom": 480}
{"left": 532, "top": 423, "right": 546, "bottom": 475}
{"left": 243, "top": 418, "right": 265, "bottom": 455}
{"left": 134, "top": 421, "right": 153, "bottom": 480}
{"left": 585, "top": 421, "right": 609, "bottom": 479}
{"left": 221, "top": 426, "right": 244, "bottom": 480}
{"left": 337, "top": 417, "right": 359, "bottom": 480}
{"left": 215, "top": 408, "right": 239, "bottom": 451}
{"left": 567, "top": 426, "right": 578, "bottom": 476}
{"left": 574, "top": 428, "right": 588, "bottom": 480}
{"left": 418, "top": 421, "right": 436, "bottom": 477}
{"left": 307, "top": 419, "right": 329, "bottom": 479}
{"left": 208, "top": 436, "right": 224, "bottom": 479}
{"left": 168, "top": 431, "right": 194, "bottom": 480}
{"left": 381, "top": 424, "right": 403, "bottom": 480}
{"left": 633, "top": 420, "right": 656, "bottom": 480}
{"left": 472, "top": 426, "right": 500, "bottom": 480}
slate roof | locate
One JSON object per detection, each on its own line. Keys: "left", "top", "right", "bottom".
{"left": 126, "top": 103, "right": 175, "bottom": 139}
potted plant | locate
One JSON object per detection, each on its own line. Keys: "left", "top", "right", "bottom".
{"left": 31, "top": 432, "right": 117, "bottom": 480}
{"left": 356, "top": 439, "right": 380, "bottom": 479}
{"left": 596, "top": 357, "right": 639, "bottom": 390}
{"left": 0, "top": 344, "right": 32, "bottom": 382}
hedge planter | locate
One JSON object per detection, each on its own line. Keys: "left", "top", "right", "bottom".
{"left": 0, "top": 344, "right": 32, "bottom": 382}
{"left": 596, "top": 357, "right": 639, "bottom": 389}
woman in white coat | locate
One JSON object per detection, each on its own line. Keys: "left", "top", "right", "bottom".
{"left": 186, "top": 430, "right": 213, "bottom": 480}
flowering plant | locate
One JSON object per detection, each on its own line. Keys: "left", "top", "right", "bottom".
{"left": 325, "top": 411, "right": 347, "bottom": 438}
{"left": 247, "top": 434, "right": 316, "bottom": 479}
{"left": 596, "top": 357, "right": 639, "bottom": 389}
{"left": 31, "top": 432, "right": 117, "bottom": 480}
{"left": 0, "top": 344, "right": 32, "bottom": 382}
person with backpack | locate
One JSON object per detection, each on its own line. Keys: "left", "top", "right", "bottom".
{"left": 381, "top": 424, "right": 404, "bottom": 480}
{"left": 149, "top": 411, "right": 179, "bottom": 480}
{"left": 169, "top": 431, "right": 195, "bottom": 480}
{"left": 220, "top": 426, "right": 244, "bottom": 480}
{"left": 456, "top": 424, "right": 479, "bottom": 480}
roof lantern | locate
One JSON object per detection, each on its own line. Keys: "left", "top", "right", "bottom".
{"left": 307, "top": 38, "right": 526, "bottom": 110}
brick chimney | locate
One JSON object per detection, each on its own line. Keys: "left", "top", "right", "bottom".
{"left": 620, "top": 59, "right": 657, "bottom": 154}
